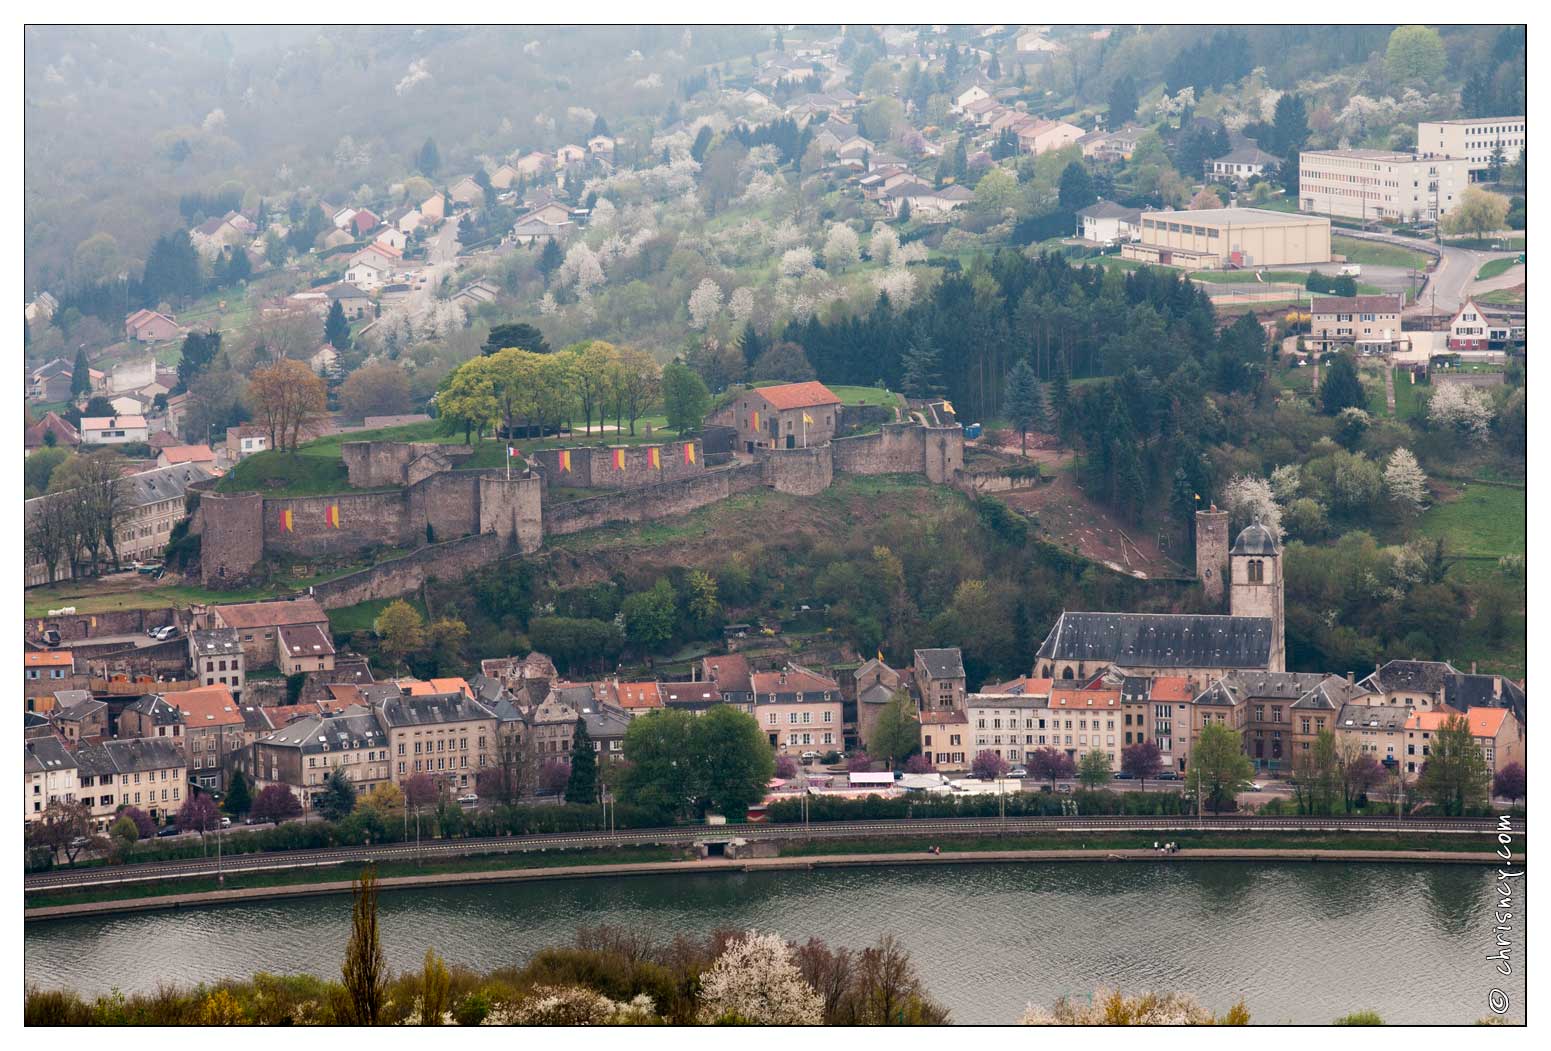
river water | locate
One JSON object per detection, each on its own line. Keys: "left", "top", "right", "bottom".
{"left": 24, "top": 861, "right": 1524, "bottom": 1024}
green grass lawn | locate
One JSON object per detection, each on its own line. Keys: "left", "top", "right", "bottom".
{"left": 23, "top": 579, "right": 303, "bottom": 618}
{"left": 1332, "top": 235, "right": 1431, "bottom": 271}
{"left": 326, "top": 596, "right": 426, "bottom": 635}
{"left": 1476, "top": 256, "right": 1522, "bottom": 281}
{"left": 1420, "top": 483, "right": 1525, "bottom": 560}
{"left": 215, "top": 450, "right": 358, "bottom": 496}
{"left": 1391, "top": 369, "right": 1425, "bottom": 420}
{"left": 1477, "top": 286, "right": 1525, "bottom": 306}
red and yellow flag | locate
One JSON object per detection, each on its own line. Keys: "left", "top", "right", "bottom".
{"left": 751, "top": 410, "right": 760, "bottom": 431}
{"left": 280, "top": 509, "right": 294, "bottom": 532}
{"left": 612, "top": 448, "right": 626, "bottom": 471}
{"left": 325, "top": 505, "right": 341, "bottom": 529}
{"left": 558, "top": 449, "right": 572, "bottom": 473}
{"left": 648, "top": 446, "right": 662, "bottom": 469}
{"left": 683, "top": 442, "right": 696, "bottom": 465}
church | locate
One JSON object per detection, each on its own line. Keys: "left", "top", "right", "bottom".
{"left": 1033, "top": 508, "right": 1286, "bottom": 682}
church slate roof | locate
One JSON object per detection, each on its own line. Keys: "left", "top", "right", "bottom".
{"left": 1037, "top": 612, "right": 1273, "bottom": 671}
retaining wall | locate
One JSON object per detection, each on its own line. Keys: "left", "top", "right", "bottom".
{"left": 544, "top": 463, "right": 763, "bottom": 537}
{"left": 308, "top": 533, "right": 507, "bottom": 610}
{"left": 757, "top": 445, "right": 833, "bottom": 495}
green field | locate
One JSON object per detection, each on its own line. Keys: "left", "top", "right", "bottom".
{"left": 1331, "top": 235, "right": 1432, "bottom": 271}
{"left": 1391, "top": 369, "right": 1425, "bottom": 420}
{"left": 1477, "top": 286, "right": 1525, "bottom": 306}
{"left": 1419, "top": 483, "right": 1525, "bottom": 560}
{"left": 23, "top": 579, "right": 301, "bottom": 618}
{"left": 326, "top": 595, "right": 427, "bottom": 635}
{"left": 1476, "top": 256, "right": 1523, "bottom": 281}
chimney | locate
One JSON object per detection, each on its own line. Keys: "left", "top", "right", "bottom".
{"left": 1471, "top": 661, "right": 1478, "bottom": 675}
{"left": 1346, "top": 671, "right": 1354, "bottom": 684}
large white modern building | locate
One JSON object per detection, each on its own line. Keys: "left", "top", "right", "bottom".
{"left": 1298, "top": 150, "right": 1470, "bottom": 223}
{"left": 1415, "top": 116, "right": 1525, "bottom": 180}
{"left": 1121, "top": 207, "right": 1331, "bottom": 270}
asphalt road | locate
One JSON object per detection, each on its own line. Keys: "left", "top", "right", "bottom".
{"left": 25, "top": 814, "right": 1515, "bottom": 892}
{"left": 1336, "top": 228, "right": 1519, "bottom": 315}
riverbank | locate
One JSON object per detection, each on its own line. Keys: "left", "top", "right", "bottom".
{"left": 26, "top": 841, "right": 1521, "bottom": 920}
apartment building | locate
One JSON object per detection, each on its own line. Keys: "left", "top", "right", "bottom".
{"left": 1298, "top": 149, "right": 1469, "bottom": 223}
{"left": 751, "top": 664, "right": 843, "bottom": 756}
{"left": 189, "top": 628, "right": 245, "bottom": 695}
{"left": 249, "top": 708, "right": 392, "bottom": 807}
{"left": 1048, "top": 685, "right": 1123, "bottom": 769}
{"left": 1415, "top": 116, "right": 1525, "bottom": 179}
{"left": 1334, "top": 703, "right": 1407, "bottom": 768}
{"left": 377, "top": 691, "right": 498, "bottom": 792}
{"left": 73, "top": 738, "right": 188, "bottom": 828}
{"left": 919, "top": 709, "right": 971, "bottom": 770}
{"left": 24, "top": 736, "right": 79, "bottom": 824}
{"left": 913, "top": 648, "right": 966, "bottom": 712}
{"left": 966, "top": 693, "right": 1050, "bottom": 767}
{"left": 173, "top": 684, "right": 245, "bottom": 792}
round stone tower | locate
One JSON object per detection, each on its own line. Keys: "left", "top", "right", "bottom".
{"left": 1194, "top": 506, "right": 1230, "bottom": 607}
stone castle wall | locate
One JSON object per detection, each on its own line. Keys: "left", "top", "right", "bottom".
{"left": 530, "top": 440, "right": 704, "bottom": 490}
{"left": 199, "top": 424, "right": 961, "bottom": 595}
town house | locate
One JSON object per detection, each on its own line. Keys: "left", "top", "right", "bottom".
{"left": 209, "top": 597, "right": 331, "bottom": 669}
{"left": 248, "top": 707, "right": 391, "bottom": 809}
{"left": 24, "top": 736, "right": 78, "bottom": 824}
{"left": 377, "top": 690, "right": 497, "bottom": 792}
{"left": 918, "top": 709, "right": 970, "bottom": 770}
{"left": 74, "top": 738, "right": 188, "bottom": 828}
{"left": 752, "top": 664, "right": 843, "bottom": 756}
{"left": 174, "top": 684, "right": 245, "bottom": 792}
{"left": 913, "top": 648, "right": 966, "bottom": 711}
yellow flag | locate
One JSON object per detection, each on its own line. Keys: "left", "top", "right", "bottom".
{"left": 941, "top": 400, "right": 955, "bottom": 415}
{"left": 803, "top": 412, "right": 814, "bottom": 425}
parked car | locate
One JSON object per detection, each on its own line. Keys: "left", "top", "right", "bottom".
{"left": 156, "top": 825, "right": 180, "bottom": 837}
{"left": 1157, "top": 771, "right": 1182, "bottom": 781}
{"left": 800, "top": 751, "right": 820, "bottom": 763}
{"left": 220, "top": 817, "right": 231, "bottom": 828}
{"left": 1008, "top": 766, "right": 1028, "bottom": 778}
{"left": 457, "top": 793, "right": 479, "bottom": 805}
{"left": 147, "top": 625, "right": 178, "bottom": 641}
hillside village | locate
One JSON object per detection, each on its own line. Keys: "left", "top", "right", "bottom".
{"left": 22, "top": 25, "right": 1526, "bottom": 864}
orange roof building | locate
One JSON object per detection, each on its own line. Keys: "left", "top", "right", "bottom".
{"left": 174, "top": 685, "right": 243, "bottom": 728}
{"left": 616, "top": 682, "right": 664, "bottom": 710}
{"left": 749, "top": 381, "right": 842, "bottom": 411}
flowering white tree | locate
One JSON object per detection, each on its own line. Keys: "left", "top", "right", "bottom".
{"left": 823, "top": 224, "right": 861, "bottom": 273}
{"left": 728, "top": 286, "right": 755, "bottom": 323}
{"left": 1221, "top": 473, "right": 1284, "bottom": 539}
{"left": 1383, "top": 447, "right": 1428, "bottom": 510}
{"left": 869, "top": 223, "right": 899, "bottom": 266}
{"left": 897, "top": 241, "right": 929, "bottom": 265}
{"left": 696, "top": 932, "right": 824, "bottom": 1025}
{"left": 1268, "top": 464, "right": 1302, "bottom": 503}
{"left": 688, "top": 278, "right": 724, "bottom": 330}
{"left": 1427, "top": 382, "right": 1495, "bottom": 442}
{"left": 781, "top": 246, "right": 816, "bottom": 278}
{"left": 873, "top": 267, "right": 917, "bottom": 309}
{"left": 495, "top": 986, "right": 656, "bottom": 1025}
{"left": 559, "top": 242, "right": 605, "bottom": 294}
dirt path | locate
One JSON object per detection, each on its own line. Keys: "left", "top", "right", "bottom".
{"left": 1384, "top": 364, "right": 1396, "bottom": 414}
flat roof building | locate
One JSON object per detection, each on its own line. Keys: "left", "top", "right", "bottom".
{"left": 1122, "top": 208, "right": 1330, "bottom": 271}
{"left": 1299, "top": 149, "right": 1470, "bottom": 223}
{"left": 1415, "top": 116, "right": 1525, "bottom": 179}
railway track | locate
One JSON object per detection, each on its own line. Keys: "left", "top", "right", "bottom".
{"left": 24, "top": 815, "right": 1516, "bottom": 892}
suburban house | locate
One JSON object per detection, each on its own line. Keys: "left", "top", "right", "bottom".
{"left": 157, "top": 444, "right": 218, "bottom": 470}
{"left": 79, "top": 415, "right": 149, "bottom": 446}
{"left": 1016, "top": 118, "right": 1085, "bottom": 155}
{"left": 514, "top": 151, "right": 551, "bottom": 176}
{"left": 556, "top": 144, "right": 587, "bottom": 165}
{"left": 1079, "top": 125, "right": 1142, "bottom": 163}
{"left": 224, "top": 425, "right": 272, "bottom": 463}
{"left": 420, "top": 193, "right": 446, "bottom": 222}
{"left": 1308, "top": 294, "right": 1406, "bottom": 354}
{"left": 1076, "top": 200, "right": 1142, "bottom": 244}
{"left": 209, "top": 597, "right": 331, "bottom": 669}
{"left": 729, "top": 380, "right": 842, "bottom": 452}
{"left": 24, "top": 411, "right": 81, "bottom": 453}
{"left": 1448, "top": 298, "right": 1525, "bottom": 350}
{"left": 448, "top": 176, "right": 484, "bottom": 205}
{"left": 1208, "top": 143, "right": 1280, "bottom": 183}
{"left": 751, "top": 664, "right": 843, "bottom": 756}
{"left": 124, "top": 309, "right": 180, "bottom": 343}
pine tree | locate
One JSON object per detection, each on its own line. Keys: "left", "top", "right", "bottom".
{"left": 223, "top": 770, "right": 251, "bottom": 816}
{"left": 565, "top": 718, "right": 598, "bottom": 805}
{"left": 900, "top": 323, "right": 942, "bottom": 397}
{"left": 897, "top": 198, "right": 912, "bottom": 223}
{"left": 538, "top": 238, "right": 564, "bottom": 286}
{"left": 1058, "top": 161, "right": 1097, "bottom": 210}
{"left": 1004, "top": 359, "right": 1044, "bottom": 455}
{"left": 416, "top": 137, "right": 440, "bottom": 176}
{"left": 1107, "top": 73, "right": 1138, "bottom": 125}
{"left": 986, "top": 53, "right": 1001, "bottom": 80}
{"left": 316, "top": 768, "right": 358, "bottom": 822}
{"left": 325, "top": 298, "right": 352, "bottom": 351}
{"left": 69, "top": 346, "right": 91, "bottom": 399}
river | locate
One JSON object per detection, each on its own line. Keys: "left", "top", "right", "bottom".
{"left": 24, "top": 861, "right": 1524, "bottom": 1024}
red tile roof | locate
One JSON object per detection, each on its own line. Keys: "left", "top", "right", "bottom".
{"left": 174, "top": 685, "right": 243, "bottom": 727}
{"left": 751, "top": 381, "right": 842, "bottom": 410}
{"left": 616, "top": 682, "right": 664, "bottom": 709}
{"left": 25, "top": 651, "right": 74, "bottom": 668}
{"left": 1050, "top": 687, "right": 1121, "bottom": 708}
{"left": 1466, "top": 707, "right": 1509, "bottom": 738}
{"left": 214, "top": 598, "right": 327, "bottom": 631}
{"left": 920, "top": 709, "right": 968, "bottom": 725}
{"left": 159, "top": 444, "right": 216, "bottom": 464}
{"left": 1148, "top": 677, "right": 1195, "bottom": 702}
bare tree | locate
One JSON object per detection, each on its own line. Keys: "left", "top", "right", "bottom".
{"left": 247, "top": 358, "right": 328, "bottom": 451}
